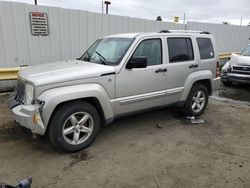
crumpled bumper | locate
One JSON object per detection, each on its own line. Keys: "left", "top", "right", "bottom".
{"left": 9, "top": 94, "right": 46, "bottom": 135}
{"left": 221, "top": 73, "right": 250, "bottom": 84}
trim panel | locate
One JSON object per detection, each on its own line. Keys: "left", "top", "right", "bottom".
{"left": 110, "top": 87, "right": 184, "bottom": 105}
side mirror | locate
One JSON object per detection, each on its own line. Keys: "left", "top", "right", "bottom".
{"left": 126, "top": 56, "right": 147, "bottom": 69}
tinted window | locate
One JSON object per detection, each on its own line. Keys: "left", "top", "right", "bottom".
{"left": 132, "top": 39, "right": 162, "bottom": 66}
{"left": 196, "top": 38, "right": 214, "bottom": 59}
{"left": 167, "top": 38, "right": 194, "bottom": 63}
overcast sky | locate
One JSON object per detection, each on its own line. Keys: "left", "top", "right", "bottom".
{"left": 2, "top": 0, "right": 250, "bottom": 25}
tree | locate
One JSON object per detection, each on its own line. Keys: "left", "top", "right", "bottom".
{"left": 223, "top": 21, "right": 230, "bottom": 25}
{"left": 156, "top": 16, "right": 162, "bottom": 21}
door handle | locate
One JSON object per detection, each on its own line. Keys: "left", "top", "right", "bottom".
{"left": 189, "top": 64, "right": 199, "bottom": 69}
{"left": 155, "top": 68, "right": 167, "bottom": 73}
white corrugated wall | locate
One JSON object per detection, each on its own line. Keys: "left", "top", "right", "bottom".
{"left": 187, "top": 22, "right": 250, "bottom": 53}
{"left": 0, "top": 1, "right": 250, "bottom": 68}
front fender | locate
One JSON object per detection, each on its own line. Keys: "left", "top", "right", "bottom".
{"left": 181, "top": 70, "right": 213, "bottom": 101}
{"left": 37, "top": 84, "right": 114, "bottom": 129}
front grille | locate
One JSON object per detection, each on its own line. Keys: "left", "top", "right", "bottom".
{"left": 233, "top": 65, "right": 250, "bottom": 71}
{"left": 232, "top": 65, "right": 250, "bottom": 75}
{"left": 16, "top": 80, "right": 25, "bottom": 103}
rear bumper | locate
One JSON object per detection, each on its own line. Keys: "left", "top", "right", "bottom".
{"left": 213, "top": 77, "right": 221, "bottom": 91}
{"left": 9, "top": 93, "right": 45, "bottom": 135}
{"left": 221, "top": 73, "right": 250, "bottom": 84}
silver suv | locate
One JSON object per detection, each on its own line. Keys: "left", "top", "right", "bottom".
{"left": 9, "top": 30, "right": 221, "bottom": 152}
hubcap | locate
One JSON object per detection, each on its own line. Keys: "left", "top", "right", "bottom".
{"left": 191, "top": 90, "right": 206, "bottom": 113}
{"left": 62, "top": 112, "right": 94, "bottom": 145}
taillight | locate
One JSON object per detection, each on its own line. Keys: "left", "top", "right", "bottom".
{"left": 216, "top": 61, "right": 220, "bottom": 78}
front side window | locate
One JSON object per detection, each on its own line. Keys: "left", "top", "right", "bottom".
{"left": 131, "top": 39, "right": 162, "bottom": 66}
{"left": 80, "top": 37, "right": 134, "bottom": 65}
{"left": 167, "top": 38, "right": 194, "bottom": 63}
{"left": 241, "top": 45, "right": 250, "bottom": 56}
{"left": 196, "top": 38, "right": 215, "bottom": 59}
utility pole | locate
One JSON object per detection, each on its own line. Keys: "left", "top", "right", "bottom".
{"left": 240, "top": 17, "right": 242, "bottom": 26}
{"left": 101, "top": 1, "right": 104, "bottom": 14}
{"left": 104, "top": 1, "right": 111, "bottom": 14}
{"left": 183, "top": 13, "right": 186, "bottom": 24}
{"left": 34, "top": 0, "right": 37, "bottom": 5}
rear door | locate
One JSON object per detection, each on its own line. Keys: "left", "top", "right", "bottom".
{"left": 164, "top": 36, "right": 197, "bottom": 103}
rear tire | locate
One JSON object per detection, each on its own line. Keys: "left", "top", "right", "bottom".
{"left": 48, "top": 101, "right": 100, "bottom": 152}
{"left": 183, "top": 84, "right": 209, "bottom": 117}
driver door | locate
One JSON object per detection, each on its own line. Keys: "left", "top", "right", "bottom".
{"left": 114, "top": 37, "right": 168, "bottom": 115}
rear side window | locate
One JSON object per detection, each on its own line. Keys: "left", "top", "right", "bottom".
{"left": 167, "top": 38, "right": 194, "bottom": 63}
{"left": 196, "top": 38, "right": 214, "bottom": 59}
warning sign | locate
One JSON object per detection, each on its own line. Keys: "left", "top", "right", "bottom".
{"left": 30, "top": 12, "right": 49, "bottom": 36}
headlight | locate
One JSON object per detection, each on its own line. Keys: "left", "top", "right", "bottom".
{"left": 25, "top": 83, "right": 34, "bottom": 104}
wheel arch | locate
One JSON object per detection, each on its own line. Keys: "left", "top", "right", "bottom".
{"left": 193, "top": 79, "right": 212, "bottom": 95}
{"left": 37, "top": 84, "right": 114, "bottom": 135}
{"left": 181, "top": 70, "right": 213, "bottom": 101}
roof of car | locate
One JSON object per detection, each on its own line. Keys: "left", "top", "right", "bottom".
{"left": 102, "top": 30, "right": 211, "bottom": 39}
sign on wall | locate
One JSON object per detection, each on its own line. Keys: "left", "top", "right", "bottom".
{"left": 29, "top": 12, "right": 49, "bottom": 36}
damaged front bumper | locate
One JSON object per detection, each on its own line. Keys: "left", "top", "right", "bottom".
{"left": 8, "top": 93, "right": 46, "bottom": 135}
{"left": 221, "top": 73, "right": 250, "bottom": 84}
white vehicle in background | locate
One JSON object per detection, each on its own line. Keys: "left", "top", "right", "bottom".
{"left": 221, "top": 44, "right": 250, "bottom": 86}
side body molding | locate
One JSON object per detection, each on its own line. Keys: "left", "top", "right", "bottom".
{"left": 181, "top": 70, "right": 213, "bottom": 101}
{"left": 37, "top": 84, "right": 114, "bottom": 129}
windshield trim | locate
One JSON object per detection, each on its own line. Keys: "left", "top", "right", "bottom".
{"left": 241, "top": 45, "right": 250, "bottom": 56}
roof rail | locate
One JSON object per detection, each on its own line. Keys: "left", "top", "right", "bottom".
{"left": 159, "top": 30, "right": 171, "bottom": 33}
{"left": 159, "top": 30, "right": 210, "bottom": 34}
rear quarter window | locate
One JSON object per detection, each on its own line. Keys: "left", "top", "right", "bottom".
{"left": 196, "top": 38, "right": 215, "bottom": 60}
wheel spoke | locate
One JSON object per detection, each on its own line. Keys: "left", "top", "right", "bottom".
{"left": 80, "top": 126, "right": 92, "bottom": 133}
{"left": 197, "top": 103, "right": 202, "bottom": 110}
{"left": 197, "top": 91, "right": 202, "bottom": 98}
{"left": 73, "top": 131, "right": 80, "bottom": 143}
{"left": 70, "top": 115, "right": 78, "bottom": 125}
{"left": 199, "top": 98, "right": 205, "bottom": 102}
{"left": 63, "top": 126, "right": 74, "bottom": 135}
{"left": 192, "top": 102, "right": 197, "bottom": 109}
{"left": 78, "top": 114, "right": 89, "bottom": 125}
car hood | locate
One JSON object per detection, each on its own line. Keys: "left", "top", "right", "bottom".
{"left": 222, "top": 53, "right": 250, "bottom": 70}
{"left": 229, "top": 53, "right": 250, "bottom": 66}
{"left": 19, "top": 60, "right": 115, "bottom": 86}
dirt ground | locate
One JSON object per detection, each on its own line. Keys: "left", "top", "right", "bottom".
{"left": 0, "top": 93, "right": 250, "bottom": 188}
{"left": 214, "top": 83, "right": 250, "bottom": 102}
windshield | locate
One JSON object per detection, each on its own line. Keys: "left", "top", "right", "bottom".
{"left": 241, "top": 45, "right": 250, "bottom": 56}
{"left": 79, "top": 37, "right": 134, "bottom": 65}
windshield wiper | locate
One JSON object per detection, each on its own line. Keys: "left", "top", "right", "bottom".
{"left": 94, "top": 51, "right": 107, "bottom": 65}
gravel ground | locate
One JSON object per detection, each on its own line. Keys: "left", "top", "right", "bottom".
{"left": 0, "top": 94, "right": 250, "bottom": 188}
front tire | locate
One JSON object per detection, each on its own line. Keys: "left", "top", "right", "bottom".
{"left": 48, "top": 101, "right": 101, "bottom": 152}
{"left": 183, "top": 84, "right": 209, "bottom": 117}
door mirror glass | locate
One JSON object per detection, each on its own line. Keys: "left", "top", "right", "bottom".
{"left": 126, "top": 56, "right": 147, "bottom": 69}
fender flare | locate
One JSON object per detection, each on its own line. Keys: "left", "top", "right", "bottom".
{"left": 180, "top": 70, "right": 213, "bottom": 101}
{"left": 37, "top": 83, "right": 114, "bottom": 130}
